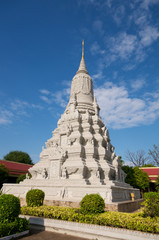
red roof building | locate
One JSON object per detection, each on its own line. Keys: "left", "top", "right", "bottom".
{"left": 140, "top": 167, "right": 159, "bottom": 182}
{"left": 0, "top": 160, "right": 32, "bottom": 177}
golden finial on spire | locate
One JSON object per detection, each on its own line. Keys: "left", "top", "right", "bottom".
{"left": 82, "top": 40, "right": 84, "bottom": 59}
{"left": 76, "top": 40, "right": 88, "bottom": 74}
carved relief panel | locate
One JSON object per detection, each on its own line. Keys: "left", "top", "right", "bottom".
{"left": 61, "top": 135, "right": 67, "bottom": 146}
{"left": 71, "top": 75, "right": 93, "bottom": 95}
{"left": 50, "top": 160, "right": 61, "bottom": 179}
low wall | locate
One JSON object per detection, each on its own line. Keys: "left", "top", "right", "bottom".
{"left": 105, "top": 199, "right": 144, "bottom": 212}
{"left": 21, "top": 215, "right": 159, "bottom": 240}
{"left": 20, "top": 198, "right": 143, "bottom": 213}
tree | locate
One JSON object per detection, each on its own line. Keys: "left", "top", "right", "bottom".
{"left": 155, "top": 175, "right": 159, "bottom": 192}
{"left": 122, "top": 166, "right": 149, "bottom": 194}
{"left": 133, "top": 166, "right": 149, "bottom": 193}
{"left": 16, "top": 174, "right": 26, "bottom": 183}
{"left": 16, "top": 173, "right": 32, "bottom": 183}
{"left": 4, "top": 151, "right": 33, "bottom": 165}
{"left": 149, "top": 144, "right": 159, "bottom": 166}
{"left": 125, "top": 150, "right": 150, "bottom": 167}
{"left": 142, "top": 164, "right": 156, "bottom": 167}
{"left": 0, "top": 164, "right": 9, "bottom": 188}
{"left": 122, "top": 166, "right": 136, "bottom": 187}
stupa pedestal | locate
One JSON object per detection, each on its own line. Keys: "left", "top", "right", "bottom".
{"left": 2, "top": 42, "right": 140, "bottom": 206}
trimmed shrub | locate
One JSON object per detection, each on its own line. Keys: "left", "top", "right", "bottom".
{"left": 143, "top": 192, "right": 159, "bottom": 218}
{"left": 80, "top": 194, "right": 105, "bottom": 214}
{"left": 21, "top": 205, "right": 159, "bottom": 233}
{"left": 0, "top": 217, "right": 29, "bottom": 238}
{"left": 26, "top": 189, "right": 45, "bottom": 207}
{"left": 0, "top": 194, "right": 20, "bottom": 222}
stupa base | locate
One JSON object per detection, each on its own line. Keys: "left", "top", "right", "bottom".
{"left": 2, "top": 180, "right": 140, "bottom": 206}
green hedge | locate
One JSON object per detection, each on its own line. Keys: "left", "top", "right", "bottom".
{"left": 0, "top": 194, "right": 20, "bottom": 222}
{"left": 21, "top": 205, "right": 159, "bottom": 233}
{"left": 143, "top": 192, "right": 159, "bottom": 218}
{"left": 0, "top": 217, "right": 29, "bottom": 238}
{"left": 0, "top": 194, "right": 29, "bottom": 238}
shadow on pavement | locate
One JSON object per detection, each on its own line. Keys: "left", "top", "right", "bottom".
{"left": 17, "top": 228, "right": 90, "bottom": 240}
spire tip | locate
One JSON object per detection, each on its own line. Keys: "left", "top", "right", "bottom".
{"left": 82, "top": 40, "right": 84, "bottom": 58}
{"left": 76, "top": 40, "right": 88, "bottom": 74}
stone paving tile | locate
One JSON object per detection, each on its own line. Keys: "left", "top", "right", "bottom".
{"left": 18, "top": 229, "right": 90, "bottom": 240}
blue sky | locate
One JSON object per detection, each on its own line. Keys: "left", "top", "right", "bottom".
{"left": 0, "top": 0, "right": 159, "bottom": 164}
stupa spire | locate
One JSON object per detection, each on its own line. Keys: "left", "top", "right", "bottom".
{"left": 76, "top": 40, "right": 88, "bottom": 74}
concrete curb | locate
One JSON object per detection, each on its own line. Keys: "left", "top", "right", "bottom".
{"left": 21, "top": 215, "right": 159, "bottom": 240}
{"left": 0, "top": 230, "right": 29, "bottom": 240}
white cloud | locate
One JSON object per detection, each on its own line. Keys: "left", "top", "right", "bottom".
{"left": 10, "top": 99, "right": 42, "bottom": 115}
{"left": 139, "top": 26, "right": 159, "bottom": 46}
{"left": 40, "top": 87, "right": 70, "bottom": 108}
{"left": 106, "top": 0, "right": 112, "bottom": 8}
{"left": 39, "top": 89, "right": 51, "bottom": 95}
{"left": 52, "top": 90, "right": 69, "bottom": 108}
{"left": 90, "top": 42, "right": 100, "bottom": 55}
{"left": 130, "top": 78, "right": 146, "bottom": 91}
{"left": 141, "top": 0, "right": 159, "bottom": 10}
{"left": 0, "top": 109, "right": 13, "bottom": 125}
{"left": 92, "top": 71, "right": 104, "bottom": 80}
{"left": 78, "top": 0, "right": 102, "bottom": 8}
{"left": 90, "top": 42, "right": 105, "bottom": 55}
{"left": 40, "top": 95, "right": 52, "bottom": 104}
{"left": 113, "top": 5, "right": 125, "bottom": 25}
{"left": 94, "top": 82, "right": 159, "bottom": 129}
{"left": 10, "top": 99, "right": 28, "bottom": 111}
{"left": 0, "top": 98, "right": 43, "bottom": 125}
{"left": 105, "top": 24, "right": 158, "bottom": 66}
{"left": 135, "top": 45, "right": 146, "bottom": 62}
{"left": 92, "top": 20, "right": 104, "bottom": 35}
{"left": 91, "top": 59, "right": 105, "bottom": 81}
{"left": 109, "top": 32, "right": 137, "bottom": 60}
{"left": 113, "top": 71, "right": 118, "bottom": 79}
{"left": 130, "top": 1, "right": 159, "bottom": 47}
{"left": 87, "top": 1, "right": 159, "bottom": 69}
{"left": 132, "top": 6, "right": 150, "bottom": 28}
{"left": 123, "top": 64, "right": 136, "bottom": 71}
{"left": 31, "top": 104, "right": 43, "bottom": 110}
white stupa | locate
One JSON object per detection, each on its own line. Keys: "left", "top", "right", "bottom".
{"left": 3, "top": 42, "right": 140, "bottom": 204}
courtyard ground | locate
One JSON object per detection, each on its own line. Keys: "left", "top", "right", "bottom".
{"left": 18, "top": 228, "right": 90, "bottom": 240}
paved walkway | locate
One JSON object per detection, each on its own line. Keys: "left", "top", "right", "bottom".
{"left": 18, "top": 229, "right": 90, "bottom": 240}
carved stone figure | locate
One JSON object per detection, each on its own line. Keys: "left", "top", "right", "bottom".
{"left": 113, "top": 156, "right": 122, "bottom": 181}
{"left": 42, "top": 168, "right": 48, "bottom": 179}
{"left": 120, "top": 170, "right": 127, "bottom": 182}
{"left": 26, "top": 173, "right": 29, "bottom": 179}
{"left": 96, "top": 169, "right": 101, "bottom": 179}
{"left": 93, "top": 97, "right": 100, "bottom": 116}
{"left": 61, "top": 167, "right": 67, "bottom": 179}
